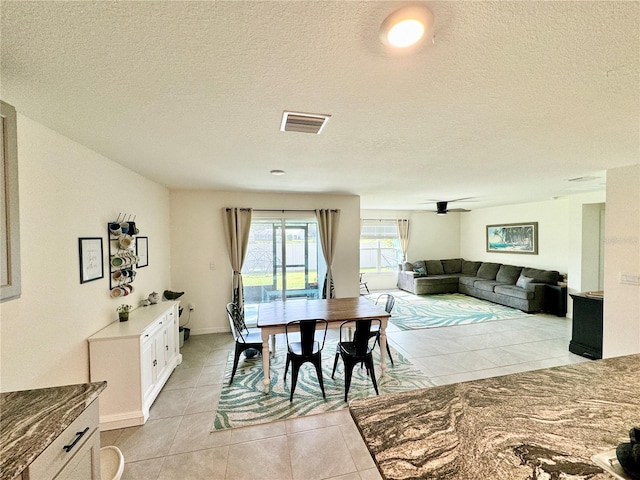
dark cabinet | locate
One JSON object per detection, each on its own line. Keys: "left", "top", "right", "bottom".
{"left": 543, "top": 284, "right": 567, "bottom": 316}
{"left": 569, "top": 293, "right": 603, "bottom": 360}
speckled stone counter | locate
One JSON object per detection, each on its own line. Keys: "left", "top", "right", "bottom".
{"left": 350, "top": 355, "right": 640, "bottom": 480}
{"left": 0, "top": 381, "right": 106, "bottom": 480}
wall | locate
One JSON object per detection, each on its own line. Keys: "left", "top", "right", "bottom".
{"left": 602, "top": 164, "right": 640, "bottom": 358}
{"left": 169, "top": 190, "right": 360, "bottom": 335}
{"left": 359, "top": 209, "right": 461, "bottom": 291}
{"left": 0, "top": 115, "right": 171, "bottom": 392}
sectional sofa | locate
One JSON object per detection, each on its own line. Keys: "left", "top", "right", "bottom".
{"left": 397, "top": 258, "right": 560, "bottom": 313}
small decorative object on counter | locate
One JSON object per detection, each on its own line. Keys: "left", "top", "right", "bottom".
{"left": 117, "top": 304, "right": 132, "bottom": 322}
{"left": 163, "top": 290, "right": 184, "bottom": 300}
{"left": 148, "top": 292, "right": 160, "bottom": 304}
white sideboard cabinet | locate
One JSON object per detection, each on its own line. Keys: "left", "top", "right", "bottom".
{"left": 88, "top": 302, "right": 182, "bottom": 430}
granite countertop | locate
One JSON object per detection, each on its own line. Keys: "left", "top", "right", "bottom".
{"left": 350, "top": 355, "right": 640, "bottom": 480}
{"left": 0, "top": 381, "right": 107, "bottom": 480}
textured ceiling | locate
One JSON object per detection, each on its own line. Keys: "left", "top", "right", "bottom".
{"left": 2, "top": 1, "right": 639, "bottom": 210}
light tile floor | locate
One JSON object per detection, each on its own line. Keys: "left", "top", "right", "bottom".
{"left": 101, "top": 291, "right": 587, "bottom": 480}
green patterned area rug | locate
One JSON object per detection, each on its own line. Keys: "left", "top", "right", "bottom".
{"left": 373, "top": 291, "right": 530, "bottom": 331}
{"left": 212, "top": 341, "right": 434, "bottom": 430}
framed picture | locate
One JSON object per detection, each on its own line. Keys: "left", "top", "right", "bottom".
{"left": 486, "top": 222, "right": 538, "bottom": 254}
{"left": 136, "top": 236, "right": 149, "bottom": 268}
{"left": 79, "top": 237, "right": 104, "bottom": 283}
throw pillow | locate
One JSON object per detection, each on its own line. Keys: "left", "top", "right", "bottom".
{"left": 414, "top": 267, "right": 426, "bottom": 275}
{"left": 402, "top": 261, "right": 414, "bottom": 272}
{"left": 516, "top": 275, "right": 534, "bottom": 289}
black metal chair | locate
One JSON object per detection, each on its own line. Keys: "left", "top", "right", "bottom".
{"left": 371, "top": 293, "right": 395, "bottom": 366}
{"left": 284, "top": 319, "right": 328, "bottom": 401}
{"left": 226, "top": 302, "right": 263, "bottom": 385}
{"left": 331, "top": 318, "right": 381, "bottom": 402}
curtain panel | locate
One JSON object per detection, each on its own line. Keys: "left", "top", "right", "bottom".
{"left": 315, "top": 209, "right": 340, "bottom": 299}
{"left": 223, "top": 208, "right": 252, "bottom": 310}
{"left": 396, "top": 219, "right": 410, "bottom": 262}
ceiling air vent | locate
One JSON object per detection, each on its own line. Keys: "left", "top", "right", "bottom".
{"left": 567, "top": 175, "right": 599, "bottom": 183}
{"left": 280, "top": 111, "right": 331, "bottom": 134}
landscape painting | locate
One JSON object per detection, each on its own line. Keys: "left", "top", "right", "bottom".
{"left": 486, "top": 222, "right": 538, "bottom": 254}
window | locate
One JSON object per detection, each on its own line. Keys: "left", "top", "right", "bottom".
{"left": 360, "top": 220, "right": 401, "bottom": 273}
{"left": 242, "top": 214, "right": 325, "bottom": 304}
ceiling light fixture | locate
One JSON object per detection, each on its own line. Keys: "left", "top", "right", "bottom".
{"left": 270, "top": 169, "right": 286, "bottom": 176}
{"left": 380, "top": 5, "right": 434, "bottom": 48}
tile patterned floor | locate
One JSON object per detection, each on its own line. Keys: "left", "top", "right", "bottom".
{"left": 101, "top": 291, "right": 587, "bottom": 480}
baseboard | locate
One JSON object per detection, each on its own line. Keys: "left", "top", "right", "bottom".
{"left": 99, "top": 411, "right": 147, "bottom": 431}
{"left": 188, "top": 327, "right": 229, "bottom": 335}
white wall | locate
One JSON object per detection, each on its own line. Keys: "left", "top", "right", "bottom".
{"left": 0, "top": 115, "right": 171, "bottom": 392}
{"left": 602, "top": 164, "right": 640, "bottom": 358}
{"left": 169, "top": 190, "right": 360, "bottom": 335}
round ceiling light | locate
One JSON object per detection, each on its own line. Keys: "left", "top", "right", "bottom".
{"left": 270, "top": 169, "right": 286, "bottom": 176}
{"left": 380, "top": 5, "right": 434, "bottom": 48}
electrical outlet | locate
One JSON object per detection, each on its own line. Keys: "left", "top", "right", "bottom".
{"left": 189, "top": 303, "right": 195, "bottom": 311}
{"left": 620, "top": 273, "right": 640, "bottom": 286}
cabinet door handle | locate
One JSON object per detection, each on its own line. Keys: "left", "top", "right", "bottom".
{"left": 63, "top": 427, "right": 89, "bottom": 453}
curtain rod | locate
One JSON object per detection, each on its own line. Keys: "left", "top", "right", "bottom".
{"left": 253, "top": 209, "right": 339, "bottom": 213}
{"left": 361, "top": 218, "right": 408, "bottom": 221}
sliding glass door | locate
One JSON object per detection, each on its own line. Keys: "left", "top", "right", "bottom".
{"left": 242, "top": 216, "right": 324, "bottom": 304}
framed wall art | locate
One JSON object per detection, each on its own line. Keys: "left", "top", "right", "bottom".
{"left": 79, "top": 237, "right": 104, "bottom": 283}
{"left": 486, "top": 222, "right": 538, "bottom": 254}
{"left": 136, "top": 236, "right": 148, "bottom": 268}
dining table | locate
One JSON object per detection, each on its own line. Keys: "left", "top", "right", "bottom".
{"left": 257, "top": 296, "right": 391, "bottom": 393}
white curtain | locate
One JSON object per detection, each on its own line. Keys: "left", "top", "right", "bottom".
{"left": 316, "top": 209, "right": 340, "bottom": 299}
{"left": 396, "top": 218, "right": 410, "bottom": 262}
{"left": 223, "top": 208, "right": 252, "bottom": 310}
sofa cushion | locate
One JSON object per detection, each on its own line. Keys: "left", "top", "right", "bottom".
{"left": 522, "top": 268, "right": 559, "bottom": 285}
{"left": 425, "top": 260, "right": 444, "bottom": 275}
{"left": 459, "top": 276, "right": 480, "bottom": 287}
{"left": 516, "top": 274, "right": 534, "bottom": 289}
{"left": 461, "top": 260, "right": 482, "bottom": 275}
{"left": 495, "top": 285, "right": 535, "bottom": 300}
{"left": 415, "top": 275, "right": 460, "bottom": 286}
{"left": 441, "top": 258, "right": 463, "bottom": 274}
{"left": 496, "top": 265, "right": 523, "bottom": 285}
{"left": 474, "top": 280, "right": 501, "bottom": 292}
{"left": 477, "top": 262, "right": 501, "bottom": 280}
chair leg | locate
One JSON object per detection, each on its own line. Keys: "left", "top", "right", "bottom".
{"left": 331, "top": 351, "right": 340, "bottom": 379}
{"left": 386, "top": 341, "right": 394, "bottom": 366}
{"left": 365, "top": 357, "right": 379, "bottom": 396}
{"left": 229, "top": 345, "right": 242, "bottom": 385}
{"left": 313, "top": 356, "right": 326, "bottom": 398}
{"left": 284, "top": 353, "right": 290, "bottom": 380}
{"left": 289, "top": 360, "right": 300, "bottom": 401}
{"left": 344, "top": 358, "right": 354, "bottom": 402}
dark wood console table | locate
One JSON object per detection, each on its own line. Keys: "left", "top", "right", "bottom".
{"left": 569, "top": 292, "right": 603, "bottom": 359}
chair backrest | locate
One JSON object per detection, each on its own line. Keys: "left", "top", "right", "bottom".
{"left": 285, "top": 319, "right": 328, "bottom": 355}
{"left": 376, "top": 293, "right": 395, "bottom": 314}
{"left": 340, "top": 318, "right": 381, "bottom": 356}
{"left": 226, "top": 302, "right": 248, "bottom": 342}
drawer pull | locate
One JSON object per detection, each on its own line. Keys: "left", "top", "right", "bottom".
{"left": 63, "top": 427, "right": 89, "bottom": 453}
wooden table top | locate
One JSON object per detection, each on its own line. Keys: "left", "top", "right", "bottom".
{"left": 257, "top": 296, "right": 390, "bottom": 328}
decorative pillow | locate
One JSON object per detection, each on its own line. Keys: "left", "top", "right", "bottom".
{"left": 516, "top": 274, "right": 534, "bottom": 289}
{"left": 402, "top": 261, "right": 415, "bottom": 272}
{"left": 426, "top": 260, "right": 444, "bottom": 275}
{"left": 441, "top": 258, "right": 463, "bottom": 274}
{"left": 414, "top": 267, "right": 426, "bottom": 275}
{"left": 477, "top": 262, "right": 501, "bottom": 280}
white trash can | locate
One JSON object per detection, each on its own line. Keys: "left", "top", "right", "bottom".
{"left": 100, "top": 446, "right": 124, "bottom": 480}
